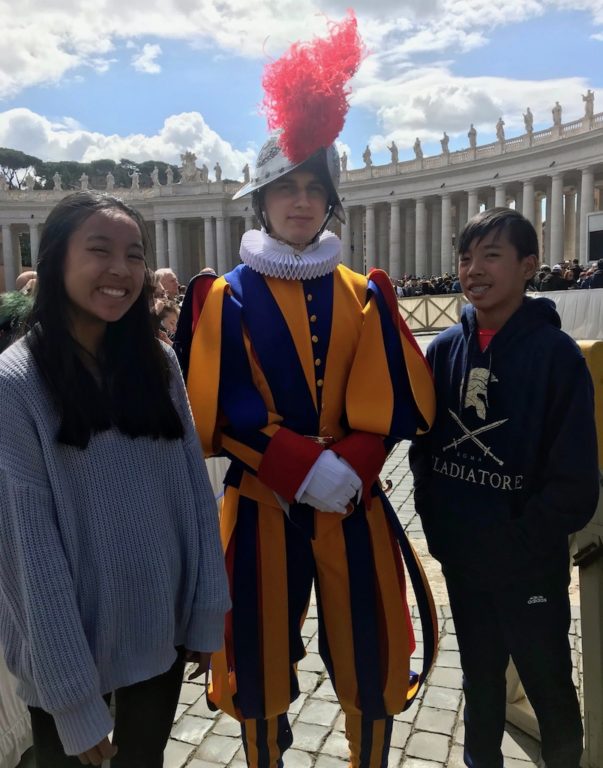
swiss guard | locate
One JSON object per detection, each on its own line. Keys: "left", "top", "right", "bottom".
{"left": 175, "top": 12, "right": 438, "bottom": 768}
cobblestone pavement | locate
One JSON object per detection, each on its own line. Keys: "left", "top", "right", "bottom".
{"left": 160, "top": 443, "right": 583, "bottom": 768}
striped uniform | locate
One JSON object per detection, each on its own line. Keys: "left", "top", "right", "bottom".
{"left": 178, "top": 263, "right": 437, "bottom": 768}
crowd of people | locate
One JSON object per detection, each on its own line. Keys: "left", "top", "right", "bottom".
{"left": 533, "top": 258, "right": 603, "bottom": 290}
{"left": 0, "top": 14, "right": 599, "bottom": 768}
{"left": 392, "top": 256, "right": 603, "bottom": 297}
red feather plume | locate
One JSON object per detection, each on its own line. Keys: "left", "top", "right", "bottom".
{"left": 261, "top": 11, "right": 364, "bottom": 164}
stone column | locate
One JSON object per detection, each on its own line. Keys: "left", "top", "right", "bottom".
{"left": 216, "top": 216, "right": 228, "bottom": 275}
{"left": 544, "top": 184, "right": 552, "bottom": 265}
{"left": 28, "top": 222, "right": 40, "bottom": 270}
{"left": 575, "top": 188, "right": 582, "bottom": 263}
{"left": 1, "top": 224, "right": 16, "bottom": 291}
{"left": 166, "top": 218, "right": 178, "bottom": 276}
{"left": 175, "top": 221, "right": 185, "bottom": 278}
{"left": 224, "top": 216, "right": 232, "bottom": 270}
{"left": 203, "top": 216, "right": 216, "bottom": 271}
{"left": 388, "top": 201, "right": 401, "bottom": 278}
{"left": 377, "top": 206, "right": 389, "bottom": 271}
{"left": 441, "top": 193, "right": 453, "bottom": 275}
{"left": 244, "top": 215, "right": 254, "bottom": 231}
{"left": 197, "top": 225, "right": 205, "bottom": 273}
{"left": 579, "top": 166, "right": 595, "bottom": 263}
{"left": 349, "top": 209, "right": 361, "bottom": 273}
{"left": 431, "top": 198, "right": 442, "bottom": 275}
{"left": 340, "top": 207, "right": 352, "bottom": 267}
{"left": 515, "top": 185, "right": 524, "bottom": 216}
{"left": 467, "top": 189, "right": 479, "bottom": 219}
{"left": 405, "top": 205, "right": 415, "bottom": 275}
{"left": 365, "top": 204, "right": 376, "bottom": 273}
{"left": 549, "top": 173, "right": 564, "bottom": 266}
{"left": 415, "top": 198, "right": 427, "bottom": 277}
{"left": 522, "top": 180, "right": 535, "bottom": 225}
{"left": 154, "top": 219, "right": 167, "bottom": 269}
{"left": 564, "top": 190, "right": 577, "bottom": 263}
{"left": 457, "top": 193, "right": 469, "bottom": 236}
{"left": 181, "top": 221, "right": 195, "bottom": 280}
{"left": 534, "top": 193, "right": 544, "bottom": 261}
{"left": 494, "top": 184, "right": 506, "bottom": 208}
{"left": 425, "top": 206, "right": 432, "bottom": 277}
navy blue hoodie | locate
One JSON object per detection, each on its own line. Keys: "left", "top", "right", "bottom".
{"left": 409, "top": 297, "right": 600, "bottom": 589}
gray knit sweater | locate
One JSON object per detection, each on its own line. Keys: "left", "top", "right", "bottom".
{"left": 0, "top": 338, "right": 230, "bottom": 755}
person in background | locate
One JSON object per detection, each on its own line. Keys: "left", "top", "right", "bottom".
{"left": 588, "top": 258, "right": 603, "bottom": 288}
{"left": 570, "top": 259, "right": 582, "bottom": 283}
{"left": 158, "top": 300, "right": 180, "bottom": 343}
{"left": 155, "top": 267, "right": 180, "bottom": 300}
{"left": 15, "top": 270, "right": 37, "bottom": 294}
{"left": 563, "top": 267, "right": 577, "bottom": 289}
{"left": 539, "top": 264, "right": 568, "bottom": 291}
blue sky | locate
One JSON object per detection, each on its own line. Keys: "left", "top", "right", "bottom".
{"left": 0, "top": 0, "right": 601, "bottom": 179}
{"left": 2, "top": 42, "right": 266, "bottom": 144}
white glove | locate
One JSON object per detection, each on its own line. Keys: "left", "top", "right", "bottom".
{"left": 296, "top": 450, "right": 362, "bottom": 514}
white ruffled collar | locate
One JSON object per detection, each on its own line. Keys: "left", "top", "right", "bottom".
{"left": 239, "top": 229, "right": 341, "bottom": 280}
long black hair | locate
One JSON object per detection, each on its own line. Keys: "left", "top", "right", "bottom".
{"left": 25, "top": 191, "right": 184, "bottom": 447}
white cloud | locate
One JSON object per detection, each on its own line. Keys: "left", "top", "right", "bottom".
{"left": 0, "top": 0, "right": 600, "bottom": 101}
{"left": 131, "top": 43, "right": 162, "bottom": 74}
{"left": 351, "top": 64, "right": 597, "bottom": 156}
{"left": 554, "top": 0, "right": 603, "bottom": 25}
{"left": 0, "top": 1, "right": 336, "bottom": 98}
{"left": 0, "top": 0, "right": 601, "bottom": 171}
{"left": 0, "top": 108, "right": 255, "bottom": 181}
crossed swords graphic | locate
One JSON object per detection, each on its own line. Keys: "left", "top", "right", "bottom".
{"left": 443, "top": 409, "right": 508, "bottom": 466}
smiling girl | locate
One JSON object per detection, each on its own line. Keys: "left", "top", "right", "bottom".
{"left": 0, "top": 192, "right": 229, "bottom": 767}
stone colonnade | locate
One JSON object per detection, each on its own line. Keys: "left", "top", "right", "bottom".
{"left": 0, "top": 221, "right": 44, "bottom": 290}
{"left": 0, "top": 169, "right": 601, "bottom": 290}
{"left": 151, "top": 214, "right": 255, "bottom": 280}
{"left": 1, "top": 119, "right": 603, "bottom": 289}
{"left": 336, "top": 167, "right": 601, "bottom": 278}
{"left": 0, "top": 211, "right": 257, "bottom": 291}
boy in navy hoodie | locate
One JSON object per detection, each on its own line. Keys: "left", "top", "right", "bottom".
{"left": 409, "top": 208, "right": 599, "bottom": 768}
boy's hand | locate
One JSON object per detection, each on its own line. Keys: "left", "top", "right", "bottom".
{"left": 186, "top": 650, "right": 211, "bottom": 680}
{"left": 78, "top": 737, "right": 117, "bottom": 765}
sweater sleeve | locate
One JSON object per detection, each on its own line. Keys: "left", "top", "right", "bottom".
{"left": 164, "top": 346, "right": 231, "bottom": 651}
{"left": 0, "top": 378, "right": 113, "bottom": 756}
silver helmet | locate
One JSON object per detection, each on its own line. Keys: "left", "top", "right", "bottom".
{"left": 233, "top": 133, "right": 345, "bottom": 234}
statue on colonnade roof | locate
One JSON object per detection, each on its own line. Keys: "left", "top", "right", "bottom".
{"left": 180, "top": 151, "right": 200, "bottom": 183}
